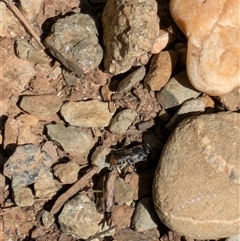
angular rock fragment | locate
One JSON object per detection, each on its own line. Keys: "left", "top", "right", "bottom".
{"left": 91, "top": 145, "right": 111, "bottom": 168}
{"left": 34, "top": 172, "right": 59, "bottom": 198}
{"left": 166, "top": 98, "right": 205, "bottom": 131}
{"left": 115, "top": 177, "right": 134, "bottom": 206}
{"left": 156, "top": 70, "right": 200, "bottom": 109}
{"left": 109, "top": 109, "right": 138, "bottom": 135}
{"left": 4, "top": 144, "right": 53, "bottom": 188}
{"left": 153, "top": 112, "right": 240, "bottom": 239}
{"left": 170, "top": 0, "right": 240, "bottom": 95}
{"left": 216, "top": 88, "right": 240, "bottom": 111}
{"left": 112, "top": 205, "right": 135, "bottom": 229}
{"left": 58, "top": 194, "right": 99, "bottom": 239}
{"left": 60, "top": 100, "right": 114, "bottom": 127}
{"left": 18, "top": 0, "right": 44, "bottom": 20}
{"left": 53, "top": 161, "right": 80, "bottom": 184}
{"left": 117, "top": 66, "right": 146, "bottom": 93}
{"left": 15, "top": 39, "right": 49, "bottom": 64}
{"left": 45, "top": 13, "right": 103, "bottom": 75}
{"left": 19, "top": 95, "right": 62, "bottom": 117}
{"left": 102, "top": 0, "right": 159, "bottom": 74}
{"left": 13, "top": 187, "right": 34, "bottom": 207}
{"left": 132, "top": 197, "right": 160, "bottom": 232}
{"left": 46, "top": 124, "right": 95, "bottom": 154}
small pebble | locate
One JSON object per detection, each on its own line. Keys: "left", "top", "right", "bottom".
{"left": 132, "top": 197, "right": 160, "bottom": 232}
{"left": 53, "top": 161, "right": 80, "bottom": 184}
{"left": 109, "top": 109, "right": 138, "bottom": 135}
{"left": 115, "top": 177, "right": 134, "bottom": 206}
{"left": 157, "top": 70, "right": 200, "bottom": 109}
{"left": 117, "top": 67, "right": 146, "bottom": 93}
{"left": 13, "top": 187, "right": 34, "bottom": 207}
{"left": 91, "top": 145, "right": 111, "bottom": 169}
{"left": 34, "top": 172, "right": 59, "bottom": 199}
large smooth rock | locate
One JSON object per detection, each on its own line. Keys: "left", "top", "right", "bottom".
{"left": 102, "top": 0, "right": 159, "bottom": 74}
{"left": 153, "top": 112, "right": 240, "bottom": 239}
{"left": 170, "top": 0, "right": 240, "bottom": 96}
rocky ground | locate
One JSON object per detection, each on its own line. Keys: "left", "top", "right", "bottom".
{"left": 0, "top": 0, "right": 239, "bottom": 241}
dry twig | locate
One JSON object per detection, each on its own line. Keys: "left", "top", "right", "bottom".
{"left": 2, "top": 0, "right": 45, "bottom": 49}
{"left": 50, "top": 165, "right": 99, "bottom": 215}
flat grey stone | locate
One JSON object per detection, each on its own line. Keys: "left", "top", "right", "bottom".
{"left": 46, "top": 124, "right": 95, "bottom": 155}
{"left": 157, "top": 70, "right": 200, "bottom": 109}
{"left": 166, "top": 98, "right": 206, "bottom": 131}
{"left": 132, "top": 197, "right": 160, "bottom": 232}
{"left": 117, "top": 67, "right": 146, "bottom": 93}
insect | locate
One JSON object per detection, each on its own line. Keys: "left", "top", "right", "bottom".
{"left": 109, "top": 143, "right": 151, "bottom": 166}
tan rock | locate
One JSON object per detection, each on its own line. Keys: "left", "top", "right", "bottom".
{"left": 144, "top": 50, "right": 178, "bottom": 91}
{"left": 60, "top": 100, "right": 114, "bottom": 127}
{"left": 170, "top": 0, "right": 240, "bottom": 96}
{"left": 13, "top": 187, "right": 34, "bottom": 207}
{"left": 3, "top": 117, "right": 43, "bottom": 153}
{"left": 53, "top": 162, "right": 80, "bottom": 184}
{"left": 216, "top": 88, "right": 240, "bottom": 111}
{"left": 0, "top": 2, "right": 25, "bottom": 37}
{"left": 34, "top": 172, "right": 59, "bottom": 198}
{"left": 153, "top": 112, "right": 240, "bottom": 239}
{"left": 109, "top": 109, "right": 138, "bottom": 135}
{"left": 102, "top": 0, "right": 159, "bottom": 74}
{"left": 19, "top": 0, "right": 44, "bottom": 21}
{"left": 46, "top": 124, "right": 95, "bottom": 155}
{"left": 19, "top": 95, "right": 62, "bottom": 117}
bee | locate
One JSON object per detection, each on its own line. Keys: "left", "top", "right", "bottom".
{"left": 109, "top": 144, "right": 151, "bottom": 166}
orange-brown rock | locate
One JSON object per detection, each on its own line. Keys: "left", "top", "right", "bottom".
{"left": 170, "top": 0, "right": 240, "bottom": 96}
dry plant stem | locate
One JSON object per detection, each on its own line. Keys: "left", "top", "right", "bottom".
{"left": 2, "top": 0, "right": 45, "bottom": 49}
{"left": 85, "top": 225, "right": 117, "bottom": 241}
{"left": 0, "top": 206, "right": 18, "bottom": 215}
{"left": 104, "top": 168, "right": 117, "bottom": 213}
{"left": 50, "top": 165, "right": 99, "bottom": 215}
